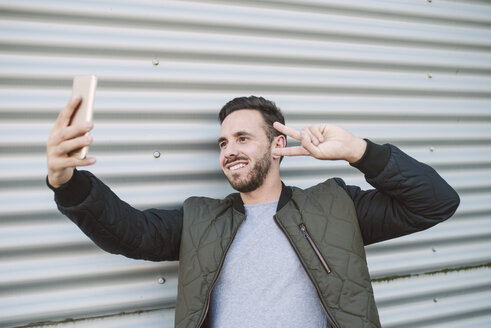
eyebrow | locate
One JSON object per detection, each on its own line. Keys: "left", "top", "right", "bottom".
{"left": 217, "top": 131, "right": 252, "bottom": 144}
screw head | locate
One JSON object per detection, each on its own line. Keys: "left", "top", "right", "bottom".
{"left": 153, "top": 151, "right": 161, "bottom": 158}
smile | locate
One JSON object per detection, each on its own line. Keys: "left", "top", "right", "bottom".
{"left": 229, "top": 163, "right": 247, "bottom": 171}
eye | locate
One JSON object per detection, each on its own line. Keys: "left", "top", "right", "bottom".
{"left": 219, "top": 141, "right": 227, "bottom": 149}
{"left": 238, "top": 136, "right": 247, "bottom": 142}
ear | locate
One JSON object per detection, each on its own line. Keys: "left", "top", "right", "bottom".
{"left": 272, "top": 135, "right": 286, "bottom": 160}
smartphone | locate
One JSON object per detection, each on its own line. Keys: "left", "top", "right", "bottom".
{"left": 69, "top": 75, "right": 97, "bottom": 159}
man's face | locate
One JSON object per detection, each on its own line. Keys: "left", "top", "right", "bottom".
{"left": 218, "top": 110, "right": 273, "bottom": 193}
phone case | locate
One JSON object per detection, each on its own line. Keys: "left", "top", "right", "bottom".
{"left": 69, "top": 75, "right": 97, "bottom": 159}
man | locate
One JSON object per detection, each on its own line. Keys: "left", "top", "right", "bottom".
{"left": 47, "top": 96, "right": 460, "bottom": 328}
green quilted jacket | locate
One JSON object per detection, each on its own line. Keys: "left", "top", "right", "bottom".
{"left": 176, "top": 179, "right": 380, "bottom": 328}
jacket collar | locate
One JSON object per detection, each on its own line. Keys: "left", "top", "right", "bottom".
{"left": 228, "top": 182, "right": 292, "bottom": 214}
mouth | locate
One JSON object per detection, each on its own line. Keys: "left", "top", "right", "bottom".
{"left": 229, "top": 163, "right": 247, "bottom": 171}
{"left": 225, "top": 160, "right": 248, "bottom": 171}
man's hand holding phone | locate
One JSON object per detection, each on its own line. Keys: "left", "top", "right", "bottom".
{"left": 47, "top": 76, "right": 97, "bottom": 189}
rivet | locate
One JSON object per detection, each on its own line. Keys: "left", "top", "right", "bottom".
{"left": 429, "top": 146, "right": 434, "bottom": 152}
{"left": 427, "top": 73, "right": 432, "bottom": 79}
{"left": 152, "top": 58, "right": 159, "bottom": 66}
{"left": 432, "top": 248, "right": 437, "bottom": 253}
{"left": 153, "top": 151, "right": 161, "bottom": 158}
{"left": 433, "top": 298, "right": 438, "bottom": 303}
{"left": 158, "top": 277, "right": 166, "bottom": 284}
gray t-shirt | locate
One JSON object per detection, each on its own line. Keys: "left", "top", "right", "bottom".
{"left": 209, "top": 200, "right": 329, "bottom": 328}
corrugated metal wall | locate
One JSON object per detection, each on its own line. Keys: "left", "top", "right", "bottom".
{"left": 1, "top": 0, "right": 490, "bottom": 327}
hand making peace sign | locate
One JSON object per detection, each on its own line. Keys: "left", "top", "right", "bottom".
{"left": 272, "top": 122, "right": 367, "bottom": 164}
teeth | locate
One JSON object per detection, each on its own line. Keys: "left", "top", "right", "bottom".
{"left": 230, "top": 163, "right": 246, "bottom": 171}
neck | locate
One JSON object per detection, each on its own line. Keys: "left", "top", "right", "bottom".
{"left": 240, "top": 171, "right": 282, "bottom": 205}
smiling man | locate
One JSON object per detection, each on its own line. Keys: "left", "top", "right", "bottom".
{"left": 219, "top": 109, "right": 280, "bottom": 199}
{"left": 47, "top": 95, "right": 460, "bottom": 328}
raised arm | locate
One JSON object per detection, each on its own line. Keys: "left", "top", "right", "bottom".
{"left": 273, "top": 122, "right": 460, "bottom": 245}
{"left": 47, "top": 98, "right": 183, "bottom": 261}
{"left": 49, "top": 170, "right": 183, "bottom": 261}
{"left": 336, "top": 142, "right": 460, "bottom": 245}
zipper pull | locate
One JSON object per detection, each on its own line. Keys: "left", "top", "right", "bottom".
{"left": 300, "top": 223, "right": 308, "bottom": 237}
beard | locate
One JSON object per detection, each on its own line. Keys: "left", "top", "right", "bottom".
{"left": 226, "top": 148, "right": 272, "bottom": 193}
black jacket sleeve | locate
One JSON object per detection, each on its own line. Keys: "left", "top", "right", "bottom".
{"left": 335, "top": 140, "right": 460, "bottom": 246}
{"left": 51, "top": 170, "right": 183, "bottom": 261}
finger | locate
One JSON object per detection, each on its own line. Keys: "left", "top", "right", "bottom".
{"left": 50, "top": 122, "right": 93, "bottom": 146}
{"left": 54, "top": 134, "right": 93, "bottom": 156}
{"left": 300, "top": 131, "right": 323, "bottom": 158}
{"left": 302, "top": 127, "right": 320, "bottom": 146}
{"left": 273, "top": 122, "right": 302, "bottom": 140}
{"left": 302, "top": 140, "right": 322, "bottom": 158}
{"left": 272, "top": 146, "right": 310, "bottom": 157}
{"left": 308, "top": 125, "right": 324, "bottom": 143}
{"left": 76, "top": 156, "right": 97, "bottom": 167}
{"left": 50, "top": 157, "right": 96, "bottom": 174}
{"left": 55, "top": 97, "right": 82, "bottom": 129}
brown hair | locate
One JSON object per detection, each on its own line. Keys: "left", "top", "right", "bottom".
{"left": 218, "top": 96, "right": 286, "bottom": 143}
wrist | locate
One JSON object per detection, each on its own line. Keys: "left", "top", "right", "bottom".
{"left": 350, "top": 139, "right": 391, "bottom": 178}
{"left": 347, "top": 137, "right": 367, "bottom": 163}
{"left": 47, "top": 178, "right": 63, "bottom": 189}
{"left": 47, "top": 169, "right": 93, "bottom": 207}
{"left": 47, "top": 172, "right": 73, "bottom": 190}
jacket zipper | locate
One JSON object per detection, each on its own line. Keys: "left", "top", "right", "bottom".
{"left": 197, "top": 215, "right": 246, "bottom": 328}
{"left": 274, "top": 216, "right": 340, "bottom": 328}
{"left": 299, "top": 223, "right": 331, "bottom": 274}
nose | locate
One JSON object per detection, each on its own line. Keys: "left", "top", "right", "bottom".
{"left": 222, "top": 143, "right": 239, "bottom": 163}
